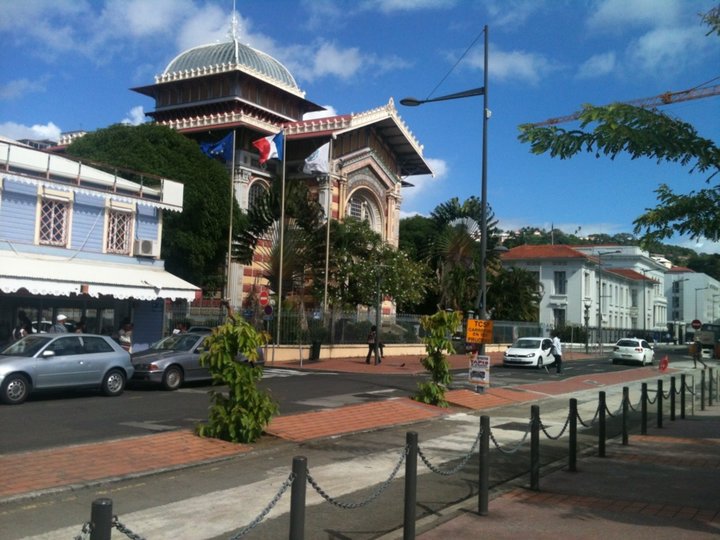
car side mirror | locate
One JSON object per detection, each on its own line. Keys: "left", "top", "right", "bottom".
{"left": 41, "top": 350, "right": 56, "bottom": 358}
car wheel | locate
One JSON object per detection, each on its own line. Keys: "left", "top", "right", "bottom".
{"left": 162, "top": 366, "right": 183, "bottom": 391}
{"left": 101, "top": 369, "right": 126, "bottom": 397}
{"left": 1, "top": 373, "right": 30, "bottom": 405}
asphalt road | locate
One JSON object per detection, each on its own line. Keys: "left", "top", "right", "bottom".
{"left": 0, "top": 352, "right": 669, "bottom": 455}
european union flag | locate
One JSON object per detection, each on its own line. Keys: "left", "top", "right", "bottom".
{"left": 200, "top": 132, "right": 234, "bottom": 162}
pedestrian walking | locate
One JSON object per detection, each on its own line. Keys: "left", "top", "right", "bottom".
{"left": 365, "top": 325, "right": 384, "bottom": 365}
{"left": 12, "top": 310, "right": 33, "bottom": 340}
{"left": 551, "top": 331, "right": 563, "bottom": 374}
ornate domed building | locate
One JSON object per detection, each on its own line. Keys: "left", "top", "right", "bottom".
{"left": 132, "top": 21, "right": 431, "bottom": 311}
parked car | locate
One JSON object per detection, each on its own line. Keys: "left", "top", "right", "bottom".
{"left": 503, "top": 337, "right": 556, "bottom": 368}
{"left": 611, "top": 338, "right": 654, "bottom": 365}
{"left": 131, "top": 332, "right": 264, "bottom": 391}
{"left": 0, "top": 334, "right": 134, "bottom": 405}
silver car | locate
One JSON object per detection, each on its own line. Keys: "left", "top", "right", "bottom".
{"left": 0, "top": 334, "right": 134, "bottom": 405}
{"left": 131, "top": 332, "right": 265, "bottom": 390}
{"left": 503, "top": 337, "right": 556, "bottom": 368}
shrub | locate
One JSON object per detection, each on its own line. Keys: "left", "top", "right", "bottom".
{"left": 414, "top": 310, "right": 461, "bottom": 407}
{"left": 195, "top": 319, "right": 278, "bottom": 443}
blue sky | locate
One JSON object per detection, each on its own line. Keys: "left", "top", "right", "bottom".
{"left": 2, "top": 0, "right": 719, "bottom": 253}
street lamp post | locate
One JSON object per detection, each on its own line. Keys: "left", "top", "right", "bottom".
{"left": 583, "top": 298, "right": 592, "bottom": 354}
{"left": 695, "top": 287, "right": 708, "bottom": 319}
{"left": 596, "top": 250, "right": 621, "bottom": 355}
{"left": 401, "top": 25, "right": 489, "bottom": 351}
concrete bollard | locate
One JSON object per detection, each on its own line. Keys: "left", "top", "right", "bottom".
{"left": 90, "top": 498, "right": 113, "bottom": 540}
{"left": 403, "top": 431, "right": 418, "bottom": 540}
{"left": 289, "top": 456, "right": 307, "bottom": 540}
{"left": 598, "top": 391, "right": 606, "bottom": 457}
{"left": 530, "top": 405, "right": 540, "bottom": 491}
{"left": 479, "top": 416, "right": 490, "bottom": 516}
{"left": 569, "top": 398, "right": 578, "bottom": 472}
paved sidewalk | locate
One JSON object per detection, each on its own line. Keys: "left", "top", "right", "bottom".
{"left": 414, "top": 407, "right": 720, "bottom": 539}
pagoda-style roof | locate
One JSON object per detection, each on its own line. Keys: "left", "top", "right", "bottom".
{"left": 284, "top": 98, "right": 432, "bottom": 177}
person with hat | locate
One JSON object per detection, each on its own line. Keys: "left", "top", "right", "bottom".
{"left": 49, "top": 314, "right": 69, "bottom": 333}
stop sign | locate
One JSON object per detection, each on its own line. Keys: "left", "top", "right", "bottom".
{"left": 259, "top": 290, "right": 269, "bottom": 307}
{"left": 691, "top": 319, "right": 702, "bottom": 330}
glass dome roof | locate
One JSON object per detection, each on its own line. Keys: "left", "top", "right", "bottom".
{"left": 164, "top": 39, "right": 299, "bottom": 90}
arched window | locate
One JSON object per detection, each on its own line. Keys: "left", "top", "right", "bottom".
{"left": 346, "top": 191, "right": 381, "bottom": 234}
{"left": 248, "top": 182, "right": 267, "bottom": 210}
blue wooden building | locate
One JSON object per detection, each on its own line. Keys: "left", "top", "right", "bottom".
{"left": 0, "top": 137, "right": 199, "bottom": 350}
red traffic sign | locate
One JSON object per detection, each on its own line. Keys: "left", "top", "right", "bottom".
{"left": 691, "top": 319, "right": 702, "bottom": 330}
{"left": 259, "top": 290, "right": 269, "bottom": 307}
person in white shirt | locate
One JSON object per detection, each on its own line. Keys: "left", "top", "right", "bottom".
{"left": 551, "top": 332, "right": 563, "bottom": 374}
{"left": 49, "top": 314, "right": 69, "bottom": 333}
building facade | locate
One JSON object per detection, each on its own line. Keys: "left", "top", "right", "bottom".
{"left": 665, "top": 266, "right": 720, "bottom": 340}
{"left": 130, "top": 25, "right": 431, "bottom": 311}
{"left": 0, "top": 138, "right": 198, "bottom": 350}
{"left": 501, "top": 244, "right": 668, "bottom": 341}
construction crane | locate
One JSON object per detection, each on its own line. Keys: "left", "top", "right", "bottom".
{"left": 527, "top": 83, "right": 720, "bottom": 127}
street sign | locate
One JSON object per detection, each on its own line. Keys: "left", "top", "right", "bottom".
{"left": 264, "top": 305, "right": 273, "bottom": 315}
{"left": 259, "top": 290, "right": 269, "bottom": 307}
{"left": 469, "top": 354, "right": 490, "bottom": 389}
{"left": 466, "top": 319, "right": 493, "bottom": 344}
{"left": 691, "top": 319, "right": 702, "bottom": 330}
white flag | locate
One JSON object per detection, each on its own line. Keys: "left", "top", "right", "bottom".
{"left": 303, "top": 142, "right": 330, "bottom": 175}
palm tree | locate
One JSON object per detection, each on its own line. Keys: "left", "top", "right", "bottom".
{"left": 486, "top": 267, "right": 543, "bottom": 321}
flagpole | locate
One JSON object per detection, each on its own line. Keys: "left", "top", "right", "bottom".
{"left": 322, "top": 138, "right": 333, "bottom": 314}
{"left": 275, "top": 130, "right": 287, "bottom": 350}
{"left": 225, "top": 130, "right": 236, "bottom": 303}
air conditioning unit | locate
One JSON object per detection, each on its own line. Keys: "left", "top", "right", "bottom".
{"left": 133, "top": 238, "right": 160, "bottom": 258}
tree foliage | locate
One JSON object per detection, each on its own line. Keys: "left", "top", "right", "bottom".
{"left": 414, "top": 310, "right": 461, "bottom": 407}
{"left": 67, "top": 124, "right": 235, "bottom": 291}
{"left": 518, "top": 8, "right": 720, "bottom": 244}
{"left": 486, "top": 267, "right": 543, "bottom": 321}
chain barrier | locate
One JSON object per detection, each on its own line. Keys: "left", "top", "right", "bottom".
{"left": 73, "top": 522, "right": 92, "bottom": 540}
{"left": 684, "top": 380, "right": 696, "bottom": 396}
{"left": 306, "top": 445, "right": 408, "bottom": 509}
{"left": 228, "top": 471, "right": 296, "bottom": 539}
{"left": 662, "top": 389, "right": 672, "bottom": 399}
{"left": 417, "top": 430, "right": 482, "bottom": 476}
{"left": 488, "top": 421, "right": 531, "bottom": 454}
{"left": 627, "top": 395, "right": 642, "bottom": 412}
{"left": 539, "top": 411, "right": 571, "bottom": 440}
{"left": 112, "top": 516, "right": 146, "bottom": 540}
{"left": 646, "top": 391, "right": 658, "bottom": 405}
{"left": 604, "top": 400, "right": 623, "bottom": 418}
{"left": 575, "top": 408, "right": 593, "bottom": 428}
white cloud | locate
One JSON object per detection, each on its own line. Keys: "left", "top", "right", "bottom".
{"left": 588, "top": 0, "right": 683, "bottom": 31}
{"left": 0, "top": 121, "right": 62, "bottom": 142}
{"left": 486, "top": 0, "right": 545, "bottom": 28}
{"left": 303, "top": 106, "right": 338, "bottom": 120}
{"left": 576, "top": 52, "right": 616, "bottom": 79}
{"left": 0, "top": 78, "right": 48, "bottom": 100}
{"left": 360, "top": 0, "right": 457, "bottom": 13}
{"left": 121, "top": 106, "right": 147, "bottom": 126}
{"left": 400, "top": 157, "right": 448, "bottom": 211}
{"left": 627, "top": 26, "right": 709, "bottom": 74}
{"left": 468, "top": 46, "right": 557, "bottom": 84}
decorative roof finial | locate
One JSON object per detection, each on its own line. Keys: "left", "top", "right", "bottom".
{"left": 229, "top": 0, "right": 240, "bottom": 41}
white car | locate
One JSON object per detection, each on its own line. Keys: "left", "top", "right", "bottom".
{"left": 611, "top": 338, "right": 654, "bottom": 366}
{"left": 503, "top": 337, "right": 556, "bottom": 368}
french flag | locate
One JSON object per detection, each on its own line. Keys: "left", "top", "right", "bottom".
{"left": 252, "top": 131, "right": 284, "bottom": 164}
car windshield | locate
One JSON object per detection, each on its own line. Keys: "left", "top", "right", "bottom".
{"left": 150, "top": 334, "right": 202, "bottom": 352}
{"left": 0, "top": 335, "right": 53, "bottom": 357}
{"left": 617, "top": 340, "right": 639, "bottom": 347}
{"left": 512, "top": 339, "right": 541, "bottom": 349}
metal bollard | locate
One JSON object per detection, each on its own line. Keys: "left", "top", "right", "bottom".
{"left": 289, "top": 456, "right": 307, "bottom": 540}
{"left": 403, "top": 431, "right": 418, "bottom": 540}
{"left": 530, "top": 405, "right": 540, "bottom": 491}
{"left": 598, "top": 391, "right": 606, "bottom": 457}
{"left": 701, "top": 370, "right": 706, "bottom": 411}
{"left": 681, "top": 374, "right": 686, "bottom": 419}
{"left": 670, "top": 377, "right": 676, "bottom": 421}
{"left": 569, "top": 398, "right": 578, "bottom": 472}
{"left": 657, "top": 380, "right": 663, "bottom": 429}
{"left": 710, "top": 368, "right": 714, "bottom": 407}
{"left": 622, "top": 387, "right": 629, "bottom": 445}
{"left": 641, "top": 383, "right": 648, "bottom": 435}
{"left": 479, "top": 416, "right": 490, "bottom": 516}
{"left": 90, "top": 498, "right": 113, "bottom": 540}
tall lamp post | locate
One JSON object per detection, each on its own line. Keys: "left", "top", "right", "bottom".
{"left": 583, "top": 298, "right": 592, "bottom": 354}
{"left": 401, "top": 25, "right": 489, "bottom": 351}
{"left": 695, "top": 287, "right": 708, "bottom": 319}
{"left": 596, "top": 249, "right": 621, "bottom": 355}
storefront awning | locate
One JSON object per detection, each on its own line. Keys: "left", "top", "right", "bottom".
{"left": 0, "top": 251, "right": 200, "bottom": 301}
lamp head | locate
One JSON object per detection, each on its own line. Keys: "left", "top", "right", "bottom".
{"left": 399, "top": 97, "right": 422, "bottom": 107}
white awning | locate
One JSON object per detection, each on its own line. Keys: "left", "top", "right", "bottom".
{"left": 0, "top": 251, "right": 200, "bottom": 301}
